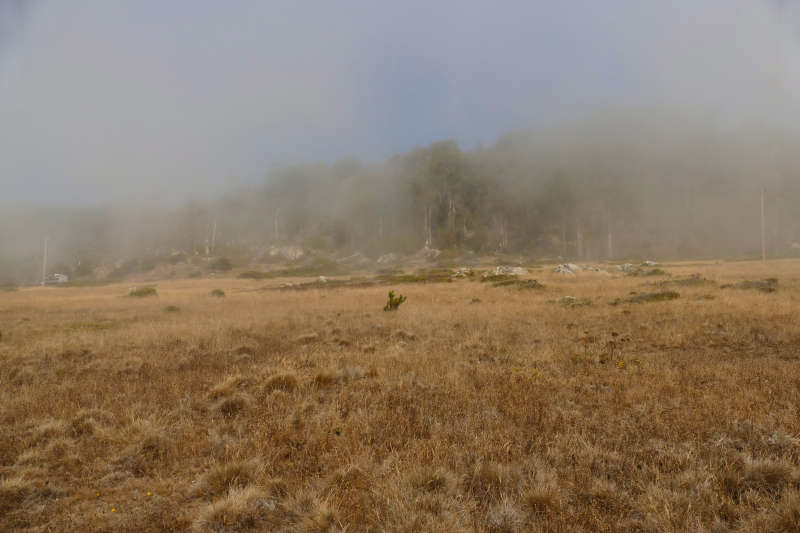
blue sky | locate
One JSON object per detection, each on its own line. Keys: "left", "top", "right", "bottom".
{"left": 1, "top": 1, "right": 799, "bottom": 205}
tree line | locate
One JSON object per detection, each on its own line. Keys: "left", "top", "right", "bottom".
{"left": 2, "top": 110, "right": 799, "bottom": 282}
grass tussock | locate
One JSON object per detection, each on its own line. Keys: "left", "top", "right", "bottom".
{"left": 0, "top": 259, "right": 799, "bottom": 531}
{"left": 263, "top": 373, "right": 298, "bottom": 393}
{"left": 195, "top": 486, "right": 272, "bottom": 531}
{"left": 202, "top": 459, "right": 262, "bottom": 496}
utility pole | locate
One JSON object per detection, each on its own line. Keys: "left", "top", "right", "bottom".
{"left": 41, "top": 234, "right": 52, "bottom": 286}
{"left": 761, "top": 189, "right": 766, "bottom": 261}
{"left": 211, "top": 218, "right": 217, "bottom": 253}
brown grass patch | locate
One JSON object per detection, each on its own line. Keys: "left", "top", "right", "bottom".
{"left": 1, "top": 260, "right": 800, "bottom": 530}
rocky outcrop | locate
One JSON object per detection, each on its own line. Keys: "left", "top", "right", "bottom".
{"left": 270, "top": 246, "right": 304, "bottom": 260}
{"left": 482, "top": 266, "right": 530, "bottom": 277}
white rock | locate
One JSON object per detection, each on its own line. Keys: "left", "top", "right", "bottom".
{"left": 566, "top": 263, "right": 582, "bottom": 271}
{"left": 269, "top": 246, "right": 304, "bottom": 260}
{"left": 481, "top": 266, "right": 530, "bottom": 277}
{"left": 317, "top": 276, "right": 328, "bottom": 283}
{"left": 612, "top": 263, "right": 638, "bottom": 272}
{"left": 554, "top": 266, "right": 575, "bottom": 274}
{"left": 641, "top": 261, "right": 659, "bottom": 267}
{"left": 451, "top": 267, "right": 473, "bottom": 277}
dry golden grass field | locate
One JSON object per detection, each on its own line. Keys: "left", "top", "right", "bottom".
{"left": 1, "top": 260, "right": 800, "bottom": 532}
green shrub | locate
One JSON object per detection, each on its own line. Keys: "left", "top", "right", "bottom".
{"left": 188, "top": 270, "right": 201, "bottom": 278}
{"left": 624, "top": 291, "right": 680, "bottom": 303}
{"left": 165, "top": 305, "right": 181, "bottom": 313}
{"left": 210, "top": 289, "right": 225, "bottom": 297}
{"left": 129, "top": 287, "right": 157, "bottom": 297}
{"left": 480, "top": 274, "right": 515, "bottom": 283}
{"left": 211, "top": 257, "right": 233, "bottom": 272}
{"left": 239, "top": 270, "right": 271, "bottom": 280}
{"left": 383, "top": 291, "right": 406, "bottom": 311}
{"left": 493, "top": 279, "right": 545, "bottom": 289}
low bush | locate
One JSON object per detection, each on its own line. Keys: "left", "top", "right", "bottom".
{"left": 129, "top": 287, "right": 157, "bottom": 297}
{"left": 239, "top": 270, "right": 272, "bottom": 280}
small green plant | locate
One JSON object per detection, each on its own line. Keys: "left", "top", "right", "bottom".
{"left": 188, "top": 270, "right": 201, "bottom": 278}
{"left": 165, "top": 305, "right": 181, "bottom": 313}
{"left": 210, "top": 289, "right": 226, "bottom": 297}
{"left": 383, "top": 291, "right": 406, "bottom": 311}
{"left": 0, "top": 330, "right": 5, "bottom": 342}
{"left": 471, "top": 298, "right": 482, "bottom": 303}
{"left": 129, "top": 287, "right": 157, "bottom": 297}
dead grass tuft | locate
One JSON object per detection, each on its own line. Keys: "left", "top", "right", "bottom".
{"left": 3, "top": 260, "right": 800, "bottom": 530}
{"left": 209, "top": 374, "right": 257, "bottom": 398}
{"left": 312, "top": 371, "right": 338, "bottom": 389}
{"left": 215, "top": 395, "right": 249, "bottom": 418}
{"left": 463, "top": 462, "right": 516, "bottom": 501}
{"left": 486, "top": 495, "right": 525, "bottom": 533}
{"left": 408, "top": 465, "right": 453, "bottom": 493}
{"left": 523, "top": 480, "right": 563, "bottom": 514}
{"left": 195, "top": 486, "right": 272, "bottom": 531}
{"left": 719, "top": 456, "right": 798, "bottom": 499}
{"left": 202, "top": 459, "right": 262, "bottom": 496}
{"left": 263, "top": 373, "right": 298, "bottom": 393}
{"left": 394, "top": 329, "right": 417, "bottom": 340}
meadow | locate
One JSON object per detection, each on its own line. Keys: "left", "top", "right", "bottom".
{"left": 0, "top": 260, "right": 799, "bottom": 532}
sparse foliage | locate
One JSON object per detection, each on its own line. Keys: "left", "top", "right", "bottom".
{"left": 128, "top": 287, "right": 157, "bottom": 297}
{"left": 383, "top": 290, "right": 406, "bottom": 311}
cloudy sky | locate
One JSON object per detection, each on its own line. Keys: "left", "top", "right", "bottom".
{"left": 1, "top": 0, "right": 799, "bottom": 206}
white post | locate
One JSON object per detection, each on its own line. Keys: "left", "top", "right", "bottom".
{"left": 761, "top": 189, "right": 766, "bottom": 261}
{"left": 211, "top": 218, "right": 217, "bottom": 252}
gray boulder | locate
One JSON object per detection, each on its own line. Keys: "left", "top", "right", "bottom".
{"left": 482, "top": 266, "right": 530, "bottom": 277}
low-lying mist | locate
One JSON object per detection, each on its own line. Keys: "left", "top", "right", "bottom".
{"left": 1, "top": 109, "right": 799, "bottom": 285}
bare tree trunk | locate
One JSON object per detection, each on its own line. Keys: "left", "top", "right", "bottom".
{"left": 607, "top": 221, "right": 613, "bottom": 260}
{"left": 428, "top": 206, "right": 433, "bottom": 246}
{"left": 561, "top": 209, "right": 567, "bottom": 257}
